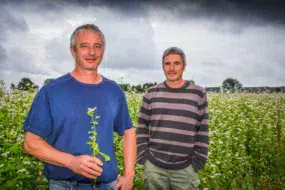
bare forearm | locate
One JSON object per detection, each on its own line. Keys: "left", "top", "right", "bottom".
{"left": 24, "top": 132, "right": 74, "bottom": 168}
{"left": 122, "top": 128, "right": 136, "bottom": 176}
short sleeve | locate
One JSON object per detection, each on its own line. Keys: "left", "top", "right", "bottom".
{"left": 114, "top": 90, "right": 133, "bottom": 136}
{"left": 22, "top": 87, "right": 52, "bottom": 138}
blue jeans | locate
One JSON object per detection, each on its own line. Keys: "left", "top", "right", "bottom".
{"left": 49, "top": 179, "right": 117, "bottom": 190}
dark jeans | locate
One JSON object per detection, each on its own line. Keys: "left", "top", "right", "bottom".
{"left": 49, "top": 179, "right": 117, "bottom": 190}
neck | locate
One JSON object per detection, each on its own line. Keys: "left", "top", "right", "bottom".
{"left": 166, "top": 78, "right": 185, "bottom": 88}
{"left": 70, "top": 67, "right": 102, "bottom": 84}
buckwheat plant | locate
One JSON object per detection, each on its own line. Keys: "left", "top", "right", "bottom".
{"left": 86, "top": 107, "right": 110, "bottom": 162}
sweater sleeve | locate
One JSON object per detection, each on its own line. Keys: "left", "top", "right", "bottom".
{"left": 192, "top": 90, "right": 209, "bottom": 172}
{"left": 136, "top": 91, "right": 151, "bottom": 165}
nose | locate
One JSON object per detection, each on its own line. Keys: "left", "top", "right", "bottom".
{"left": 89, "top": 47, "right": 95, "bottom": 55}
{"left": 169, "top": 64, "right": 175, "bottom": 70}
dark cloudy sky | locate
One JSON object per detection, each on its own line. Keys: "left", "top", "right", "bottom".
{"left": 1, "top": 0, "right": 285, "bottom": 88}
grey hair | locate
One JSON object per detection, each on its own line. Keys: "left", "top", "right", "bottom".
{"left": 162, "top": 47, "right": 186, "bottom": 65}
{"left": 70, "top": 24, "right": 105, "bottom": 49}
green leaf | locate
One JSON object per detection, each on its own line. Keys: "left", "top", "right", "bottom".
{"left": 9, "top": 144, "right": 19, "bottom": 153}
{"left": 90, "top": 121, "right": 98, "bottom": 125}
{"left": 99, "top": 152, "right": 110, "bottom": 162}
{"left": 88, "top": 131, "right": 97, "bottom": 136}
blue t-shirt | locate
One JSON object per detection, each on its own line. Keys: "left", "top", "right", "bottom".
{"left": 23, "top": 73, "right": 133, "bottom": 183}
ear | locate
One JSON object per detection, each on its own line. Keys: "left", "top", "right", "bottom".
{"left": 183, "top": 64, "right": 186, "bottom": 70}
{"left": 70, "top": 46, "right": 76, "bottom": 58}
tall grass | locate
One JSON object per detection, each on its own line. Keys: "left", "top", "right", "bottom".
{"left": 0, "top": 86, "right": 284, "bottom": 189}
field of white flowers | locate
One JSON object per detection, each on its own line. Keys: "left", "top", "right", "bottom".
{"left": 0, "top": 84, "right": 284, "bottom": 189}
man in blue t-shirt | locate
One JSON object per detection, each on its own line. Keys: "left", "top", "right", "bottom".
{"left": 23, "top": 24, "right": 136, "bottom": 190}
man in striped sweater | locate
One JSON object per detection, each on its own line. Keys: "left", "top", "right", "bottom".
{"left": 136, "top": 47, "right": 209, "bottom": 190}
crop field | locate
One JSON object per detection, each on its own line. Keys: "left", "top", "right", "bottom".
{"left": 0, "top": 87, "right": 284, "bottom": 189}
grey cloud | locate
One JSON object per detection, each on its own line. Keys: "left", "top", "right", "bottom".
{"left": 37, "top": 2, "right": 63, "bottom": 13}
{"left": 0, "top": 6, "right": 29, "bottom": 41}
{"left": 103, "top": 19, "right": 159, "bottom": 70}
{"left": 6, "top": 47, "right": 49, "bottom": 75}
{"left": 0, "top": 45, "right": 7, "bottom": 60}
{"left": 45, "top": 37, "right": 70, "bottom": 62}
{"left": 44, "top": 36, "right": 74, "bottom": 73}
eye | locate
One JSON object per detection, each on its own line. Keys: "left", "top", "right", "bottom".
{"left": 80, "top": 43, "right": 88, "bottom": 48}
{"left": 94, "top": 44, "right": 102, "bottom": 48}
{"left": 164, "top": 62, "right": 170, "bottom": 66}
{"left": 174, "top": 62, "right": 181, "bottom": 65}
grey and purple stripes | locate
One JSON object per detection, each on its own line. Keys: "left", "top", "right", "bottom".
{"left": 136, "top": 81, "right": 209, "bottom": 172}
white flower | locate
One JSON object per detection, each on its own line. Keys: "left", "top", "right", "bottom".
{"left": 87, "top": 107, "right": 97, "bottom": 116}
{"left": 1, "top": 151, "right": 10, "bottom": 157}
{"left": 23, "top": 161, "right": 31, "bottom": 165}
{"left": 17, "top": 168, "right": 28, "bottom": 173}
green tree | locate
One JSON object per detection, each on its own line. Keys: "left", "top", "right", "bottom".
{"left": 44, "top": 78, "right": 54, "bottom": 84}
{"left": 17, "top": 78, "right": 38, "bottom": 91}
{"left": 222, "top": 78, "right": 243, "bottom": 92}
{"left": 10, "top": 83, "right": 16, "bottom": 90}
{"left": 119, "top": 83, "right": 131, "bottom": 91}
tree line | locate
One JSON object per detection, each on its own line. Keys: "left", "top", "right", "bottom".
{"left": 1, "top": 77, "right": 248, "bottom": 93}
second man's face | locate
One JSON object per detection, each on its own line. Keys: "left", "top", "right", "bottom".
{"left": 71, "top": 30, "right": 104, "bottom": 71}
{"left": 163, "top": 54, "right": 185, "bottom": 82}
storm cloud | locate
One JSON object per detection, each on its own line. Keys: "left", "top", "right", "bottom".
{"left": 0, "top": 0, "right": 284, "bottom": 88}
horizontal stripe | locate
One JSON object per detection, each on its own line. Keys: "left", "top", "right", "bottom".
{"left": 150, "top": 150, "right": 191, "bottom": 163}
{"left": 151, "top": 132, "right": 195, "bottom": 144}
{"left": 151, "top": 115, "right": 198, "bottom": 125}
{"left": 197, "top": 131, "right": 208, "bottom": 136}
{"left": 151, "top": 102, "right": 198, "bottom": 114}
{"left": 137, "top": 149, "right": 147, "bottom": 158}
{"left": 141, "top": 101, "right": 150, "bottom": 109}
{"left": 138, "top": 113, "right": 150, "bottom": 121}
{"left": 149, "top": 152, "right": 190, "bottom": 164}
{"left": 151, "top": 127, "right": 195, "bottom": 136}
{"left": 150, "top": 138, "right": 194, "bottom": 148}
{"left": 136, "top": 126, "right": 149, "bottom": 134}
{"left": 139, "top": 106, "right": 151, "bottom": 116}
{"left": 149, "top": 148, "right": 188, "bottom": 157}
{"left": 194, "top": 146, "right": 208, "bottom": 155}
{"left": 148, "top": 91, "right": 200, "bottom": 101}
{"left": 142, "top": 96, "right": 151, "bottom": 104}
{"left": 150, "top": 142, "right": 194, "bottom": 154}
{"left": 151, "top": 108, "right": 199, "bottom": 119}
{"left": 137, "top": 137, "right": 148, "bottom": 144}
{"left": 137, "top": 142, "right": 148, "bottom": 148}
{"left": 148, "top": 88, "right": 204, "bottom": 98}
{"left": 151, "top": 97, "right": 198, "bottom": 107}
{"left": 186, "top": 85, "right": 205, "bottom": 93}
{"left": 195, "top": 135, "right": 209, "bottom": 144}
{"left": 198, "top": 102, "right": 208, "bottom": 110}
{"left": 194, "top": 151, "right": 207, "bottom": 159}
{"left": 201, "top": 119, "right": 209, "bottom": 125}
{"left": 195, "top": 142, "right": 209, "bottom": 148}
{"left": 151, "top": 120, "right": 197, "bottom": 131}
{"left": 136, "top": 134, "right": 150, "bottom": 138}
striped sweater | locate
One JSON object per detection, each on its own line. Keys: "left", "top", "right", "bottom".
{"left": 136, "top": 81, "right": 209, "bottom": 172}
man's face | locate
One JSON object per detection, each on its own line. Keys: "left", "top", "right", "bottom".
{"left": 70, "top": 30, "right": 104, "bottom": 71}
{"left": 163, "top": 54, "right": 185, "bottom": 82}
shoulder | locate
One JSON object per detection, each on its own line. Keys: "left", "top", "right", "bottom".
{"left": 102, "top": 76, "right": 124, "bottom": 94}
{"left": 102, "top": 76, "right": 121, "bottom": 89}
{"left": 146, "top": 82, "right": 164, "bottom": 93}
{"left": 187, "top": 84, "right": 206, "bottom": 98}
{"left": 42, "top": 74, "right": 72, "bottom": 90}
